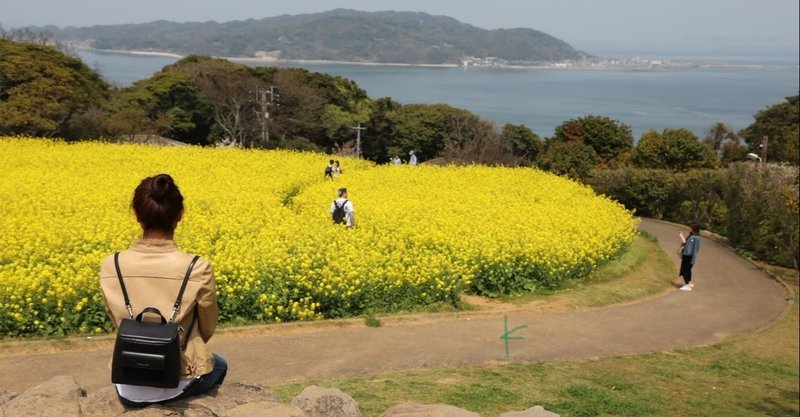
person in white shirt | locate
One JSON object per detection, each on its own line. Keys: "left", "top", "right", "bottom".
{"left": 330, "top": 188, "right": 355, "bottom": 227}
{"left": 409, "top": 150, "right": 418, "bottom": 166}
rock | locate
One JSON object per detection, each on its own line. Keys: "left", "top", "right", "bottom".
{"left": 228, "top": 401, "right": 308, "bottom": 417}
{"left": 78, "top": 385, "right": 125, "bottom": 417}
{"left": 171, "top": 382, "right": 281, "bottom": 416}
{"left": 120, "top": 404, "right": 181, "bottom": 416}
{"left": 0, "top": 390, "right": 17, "bottom": 407}
{"left": 291, "top": 386, "right": 363, "bottom": 417}
{"left": 379, "top": 402, "right": 480, "bottom": 417}
{"left": 1, "top": 376, "right": 83, "bottom": 417}
{"left": 499, "top": 406, "right": 560, "bottom": 417}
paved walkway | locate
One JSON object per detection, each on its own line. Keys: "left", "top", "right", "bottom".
{"left": 0, "top": 219, "right": 789, "bottom": 393}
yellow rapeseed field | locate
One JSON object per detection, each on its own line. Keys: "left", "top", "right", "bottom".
{"left": 0, "top": 137, "right": 637, "bottom": 336}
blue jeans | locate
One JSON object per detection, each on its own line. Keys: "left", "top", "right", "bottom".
{"left": 118, "top": 353, "right": 228, "bottom": 408}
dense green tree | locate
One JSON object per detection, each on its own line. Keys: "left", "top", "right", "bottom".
{"left": 0, "top": 39, "right": 109, "bottom": 139}
{"left": 387, "top": 103, "right": 485, "bottom": 162}
{"left": 632, "top": 129, "right": 719, "bottom": 171}
{"left": 537, "top": 140, "right": 597, "bottom": 180}
{"left": 553, "top": 115, "right": 633, "bottom": 164}
{"left": 499, "top": 123, "right": 543, "bottom": 165}
{"left": 724, "top": 163, "right": 799, "bottom": 267}
{"left": 363, "top": 97, "right": 402, "bottom": 163}
{"left": 739, "top": 95, "right": 799, "bottom": 165}
{"left": 110, "top": 68, "right": 211, "bottom": 144}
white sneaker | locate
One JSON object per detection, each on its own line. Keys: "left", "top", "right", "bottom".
{"left": 679, "top": 284, "right": 693, "bottom": 291}
{"left": 688, "top": 283, "right": 694, "bottom": 289}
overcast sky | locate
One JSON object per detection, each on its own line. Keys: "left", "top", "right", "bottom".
{"left": 2, "top": 0, "right": 798, "bottom": 57}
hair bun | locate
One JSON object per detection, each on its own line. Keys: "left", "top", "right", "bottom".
{"left": 151, "top": 174, "right": 175, "bottom": 202}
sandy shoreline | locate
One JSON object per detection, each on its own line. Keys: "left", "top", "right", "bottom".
{"left": 79, "top": 47, "right": 795, "bottom": 71}
{"left": 80, "top": 47, "right": 460, "bottom": 68}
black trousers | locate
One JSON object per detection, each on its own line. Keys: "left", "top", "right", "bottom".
{"left": 679, "top": 255, "right": 694, "bottom": 284}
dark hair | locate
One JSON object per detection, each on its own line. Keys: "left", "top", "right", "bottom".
{"left": 132, "top": 174, "right": 184, "bottom": 232}
{"left": 338, "top": 188, "right": 347, "bottom": 197}
{"left": 690, "top": 224, "right": 700, "bottom": 234}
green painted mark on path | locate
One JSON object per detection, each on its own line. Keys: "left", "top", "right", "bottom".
{"left": 500, "top": 314, "right": 528, "bottom": 359}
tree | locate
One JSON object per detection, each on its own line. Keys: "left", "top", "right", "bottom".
{"left": 110, "top": 69, "right": 211, "bottom": 144}
{"left": 537, "top": 140, "right": 597, "bottom": 180}
{"left": 106, "top": 107, "right": 157, "bottom": 141}
{"left": 553, "top": 115, "right": 633, "bottom": 164}
{"left": 500, "top": 123, "right": 543, "bottom": 165}
{"left": 387, "top": 103, "right": 462, "bottom": 161}
{"left": 703, "top": 122, "right": 747, "bottom": 165}
{"left": 178, "top": 57, "right": 265, "bottom": 147}
{"left": 0, "top": 39, "right": 109, "bottom": 139}
{"left": 363, "top": 97, "right": 402, "bottom": 163}
{"left": 632, "top": 129, "right": 719, "bottom": 171}
{"left": 739, "top": 95, "right": 799, "bottom": 165}
{"left": 268, "top": 69, "right": 327, "bottom": 147}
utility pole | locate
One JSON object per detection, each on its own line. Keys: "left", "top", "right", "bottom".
{"left": 255, "top": 86, "right": 278, "bottom": 144}
{"left": 352, "top": 123, "right": 366, "bottom": 158}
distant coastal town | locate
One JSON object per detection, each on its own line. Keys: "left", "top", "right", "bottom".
{"left": 459, "top": 55, "right": 784, "bottom": 70}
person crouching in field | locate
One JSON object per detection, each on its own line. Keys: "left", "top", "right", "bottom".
{"left": 99, "top": 174, "right": 227, "bottom": 407}
{"left": 678, "top": 224, "right": 701, "bottom": 291}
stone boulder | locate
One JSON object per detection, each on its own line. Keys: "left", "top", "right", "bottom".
{"left": 379, "top": 402, "right": 480, "bottom": 417}
{"left": 499, "top": 406, "right": 560, "bottom": 417}
{"left": 79, "top": 385, "right": 125, "bottom": 417}
{"left": 1, "top": 375, "right": 83, "bottom": 417}
{"left": 0, "top": 389, "right": 17, "bottom": 407}
{"left": 227, "top": 401, "right": 307, "bottom": 417}
{"left": 170, "top": 381, "right": 281, "bottom": 416}
{"left": 0, "top": 376, "right": 560, "bottom": 417}
{"left": 291, "top": 386, "right": 362, "bottom": 417}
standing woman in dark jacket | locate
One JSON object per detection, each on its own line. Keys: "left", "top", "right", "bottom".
{"left": 100, "top": 174, "right": 227, "bottom": 407}
{"left": 678, "top": 224, "right": 701, "bottom": 291}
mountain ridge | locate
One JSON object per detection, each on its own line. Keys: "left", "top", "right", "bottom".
{"left": 34, "top": 9, "right": 590, "bottom": 65}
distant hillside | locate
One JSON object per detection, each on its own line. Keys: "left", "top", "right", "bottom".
{"left": 36, "top": 9, "right": 589, "bottom": 65}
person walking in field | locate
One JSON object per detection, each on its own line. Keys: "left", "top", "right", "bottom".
{"left": 334, "top": 160, "right": 343, "bottom": 177}
{"left": 678, "top": 224, "right": 701, "bottom": 291}
{"left": 330, "top": 187, "right": 355, "bottom": 227}
{"left": 409, "top": 150, "right": 418, "bottom": 166}
{"left": 324, "top": 160, "right": 335, "bottom": 179}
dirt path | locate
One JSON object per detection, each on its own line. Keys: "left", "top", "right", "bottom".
{"left": 0, "top": 219, "right": 789, "bottom": 394}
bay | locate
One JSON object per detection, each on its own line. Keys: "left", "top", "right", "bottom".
{"left": 77, "top": 49, "right": 799, "bottom": 139}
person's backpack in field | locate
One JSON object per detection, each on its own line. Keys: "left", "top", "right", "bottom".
{"left": 332, "top": 200, "right": 348, "bottom": 224}
{"left": 111, "top": 253, "right": 200, "bottom": 388}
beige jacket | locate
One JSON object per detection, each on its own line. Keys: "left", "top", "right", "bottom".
{"left": 100, "top": 239, "right": 218, "bottom": 377}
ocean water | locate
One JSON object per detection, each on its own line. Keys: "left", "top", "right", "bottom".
{"left": 76, "top": 50, "right": 799, "bottom": 138}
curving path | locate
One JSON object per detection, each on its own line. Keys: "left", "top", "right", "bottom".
{"left": 0, "top": 219, "right": 789, "bottom": 393}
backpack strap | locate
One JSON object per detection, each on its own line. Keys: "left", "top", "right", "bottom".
{"left": 170, "top": 255, "right": 201, "bottom": 324}
{"left": 113, "top": 252, "right": 201, "bottom": 323}
{"left": 113, "top": 252, "right": 134, "bottom": 319}
{"left": 181, "top": 306, "right": 198, "bottom": 351}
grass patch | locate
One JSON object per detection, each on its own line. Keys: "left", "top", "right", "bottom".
{"left": 270, "top": 270, "right": 798, "bottom": 417}
{"left": 494, "top": 233, "right": 674, "bottom": 310}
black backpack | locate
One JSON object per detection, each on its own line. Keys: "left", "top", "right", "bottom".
{"left": 111, "top": 252, "right": 200, "bottom": 388}
{"left": 332, "top": 200, "right": 348, "bottom": 224}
